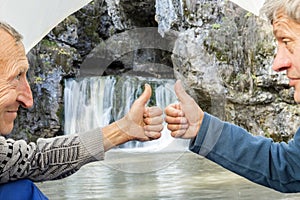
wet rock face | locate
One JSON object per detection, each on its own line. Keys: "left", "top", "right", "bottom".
{"left": 10, "top": 0, "right": 163, "bottom": 141}
{"left": 166, "top": 0, "right": 299, "bottom": 141}
{"left": 10, "top": 0, "right": 299, "bottom": 142}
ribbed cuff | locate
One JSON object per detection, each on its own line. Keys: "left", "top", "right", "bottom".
{"left": 189, "top": 112, "right": 224, "bottom": 157}
{"left": 78, "top": 127, "right": 105, "bottom": 161}
{"left": 189, "top": 112, "right": 211, "bottom": 154}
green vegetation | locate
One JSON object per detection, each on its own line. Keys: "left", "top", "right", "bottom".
{"left": 212, "top": 23, "right": 221, "bottom": 30}
{"left": 41, "top": 39, "right": 57, "bottom": 48}
{"left": 34, "top": 76, "right": 44, "bottom": 84}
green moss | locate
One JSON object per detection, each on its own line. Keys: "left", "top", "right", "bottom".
{"left": 34, "top": 76, "right": 44, "bottom": 84}
{"left": 66, "top": 15, "right": 78, "bottom": 25}
{"left": 212, "top": 23, "right": 221, "bottom": 30}
{"left": 58, "top": 48, "right": 69, "bottom": 56}
{"left": 244, "top": 12, "right": 252, "bottom": 18}
{"left": 41, "top": 39, "right": 57, "bottom": 48}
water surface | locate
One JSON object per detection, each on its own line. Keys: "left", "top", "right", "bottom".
{"left": 37, "top": 151, "right": 300, "bottom": 200}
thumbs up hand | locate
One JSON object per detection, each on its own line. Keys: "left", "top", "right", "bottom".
{"left": 116, "top": 84, "right": 164, "bottom": 142}
{"left": 164, "top": 80, "right": 204, "bottom": 139}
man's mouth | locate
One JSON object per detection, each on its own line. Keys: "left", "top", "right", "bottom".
{"left": 289, "top": 78, "right": 300, "bottom": 86}
{"left": 289, "top": 79, "right": 299, "bottom": 87}
{"left": 5, "top": 111, "right": 18, "bottom": 120}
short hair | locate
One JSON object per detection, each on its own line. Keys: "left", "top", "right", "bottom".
{"left": 261, "top": 0, "right": 300, "bottom": 23}
{"left": 0, "top": 21, "right": 23, "bottom": 42}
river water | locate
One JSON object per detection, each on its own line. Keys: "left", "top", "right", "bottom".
{"left": 37, "top": 150, "right": 300, "bottom": 200}
{"left": 53, "top": 76, "right": 300, "bottom": 199}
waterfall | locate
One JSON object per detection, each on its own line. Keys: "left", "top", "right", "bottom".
{"left": 64, "top": 76, "right": 115, "bottom": 134}
{"left": 64, "top": 75, "right": 189, "bottom": 152}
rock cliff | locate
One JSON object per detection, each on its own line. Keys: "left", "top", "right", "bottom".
{"left": 11, "top": 0, "right": 300, "bottom": 143}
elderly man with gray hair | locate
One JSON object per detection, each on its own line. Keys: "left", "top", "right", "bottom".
{"left": 165, "top": 0, "right": 300, "bottom": 193}
{"left": 0, "top": 21, "right": 164, "bottom": 199}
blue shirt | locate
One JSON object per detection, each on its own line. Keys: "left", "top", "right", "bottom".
{"left": 189, "top": 112, "right": 300, "bottom": 193}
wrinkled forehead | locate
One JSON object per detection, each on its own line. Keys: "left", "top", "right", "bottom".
{"left": 0, "top": 28, "right": 26, "bottom": 61}
{"left": 0, "top": 28, "right": 28, "bottom": 74}
{"left": 272, "top": 10, "right": 300, "bottom": 35}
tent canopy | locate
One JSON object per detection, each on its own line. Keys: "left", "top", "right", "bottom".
{"left": 230, "top": 0, "right": 265, "bottom": 16}
{"left": 0, "top": 0, "right": 92, "bottom": 53}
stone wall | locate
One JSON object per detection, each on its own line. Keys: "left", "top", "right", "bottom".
{"left": 167, "top": 0, "right": 300, "bottom": 142}
{"left": 10, "top": 0, "right": 300, "bottom": 142}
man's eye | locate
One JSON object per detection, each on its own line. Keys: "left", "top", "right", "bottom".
{"left": 15, "top": 72, "right": 22, "bottom": 80}
{"left": 282, "top": 38, "right": 290, "bottom": 45}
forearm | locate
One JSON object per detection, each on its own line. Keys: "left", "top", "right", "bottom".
{"left": 0, "top": 128, "right": 104, "bottom": 183}
{"left": 190, "top": 113, "right": 300, "bottom": 193}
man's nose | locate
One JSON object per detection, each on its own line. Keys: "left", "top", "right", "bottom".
{"left": 17, "top": 79, "right": 33, "bottom": 108}
{"left": 272, "top": 46, "right": 291, "bottom": 72}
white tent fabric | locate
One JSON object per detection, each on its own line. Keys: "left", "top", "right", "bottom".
{"left": 230, "top": 0, "right": 265, "bottom": 16}
{"left": 0, "top": 0, "right": 264, "bottom": 54}
{"left": 0, "top": 0, "right": 92, "bottom": 53}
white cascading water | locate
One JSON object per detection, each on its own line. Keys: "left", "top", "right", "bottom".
{"left": 64, "top": 76, "right": 189, "bottom": 152}
{"left": 64, "top": 76, "right": 115, "bottom": 135}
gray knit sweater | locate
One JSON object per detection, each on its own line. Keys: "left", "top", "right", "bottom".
{"left": 0, "top": 127, "right": 104, "bottom": 183}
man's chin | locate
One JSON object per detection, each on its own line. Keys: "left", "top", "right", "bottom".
{"left": 0, "top": 126, "right": 13, "bottom": 136}
{"left": 294, "top": 93, "right": 300, "bottom": 104}
{"left": 0, "top": 132, "right": 11, "bottom": 136}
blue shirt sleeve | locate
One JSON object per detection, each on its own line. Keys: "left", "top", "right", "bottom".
{"left": 189, "top": 112, "right": 300, "bottom": 193}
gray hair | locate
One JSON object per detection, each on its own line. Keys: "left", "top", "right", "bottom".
{"left": 261, "top": 0, "right": 300, "bottom": 23}
{"left": 0, "top": 21, "right": 23, "bottom": 42}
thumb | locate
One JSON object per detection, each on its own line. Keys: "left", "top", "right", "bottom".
{"left": 174, "top": 80, "right": 192, "bottom": 104}
{"left": 135, "top": 84, "right": 152, "bottom": 106}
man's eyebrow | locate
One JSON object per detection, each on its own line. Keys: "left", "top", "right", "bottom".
{"left": 273, "top": 29, "right": 285, "bottom": 37}
{"left": 273, "top": 28, "right": 280, "bottom": 35}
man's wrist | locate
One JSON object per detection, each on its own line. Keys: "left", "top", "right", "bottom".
{"left": 102, "top": 121, "right": 131, "bottom": 151}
